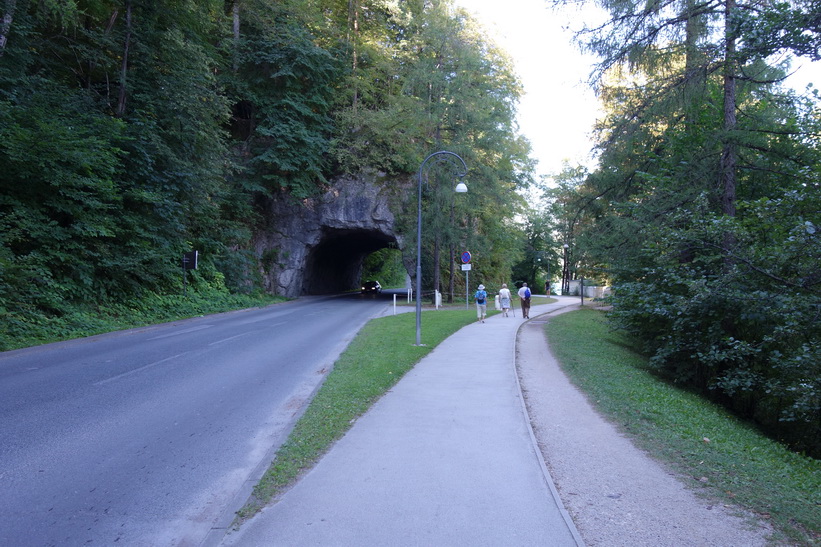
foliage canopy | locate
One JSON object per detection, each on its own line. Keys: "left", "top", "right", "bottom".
{"left": 545, "top": 0, "right": 820, "bottom": 454}
{"left": 0, "top": 0, "right": 533, "bottom": 348}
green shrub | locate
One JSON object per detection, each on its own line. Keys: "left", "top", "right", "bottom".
{"left": 609, "top": 200, "right": 821, "bottom": 456}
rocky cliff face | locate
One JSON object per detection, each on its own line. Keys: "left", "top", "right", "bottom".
{"left": 253, "top": 172, "right": 408, "bottom": 297}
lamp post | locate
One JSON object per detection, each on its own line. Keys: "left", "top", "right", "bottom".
{"left": 416, "top": 151, "right": 468, "bottom": 346}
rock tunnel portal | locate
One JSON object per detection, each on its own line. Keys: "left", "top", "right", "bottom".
{"left": 302, "top": 228, "right": 400, "bottom": 295}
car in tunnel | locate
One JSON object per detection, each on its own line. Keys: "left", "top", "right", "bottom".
{"left": 361, "top": 280, "right": 382, "bottom": 294}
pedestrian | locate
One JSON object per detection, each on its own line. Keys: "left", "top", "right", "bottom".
{"left": 545, "top": 280, "right": 550, "bottom": 295}
{"left": 518, "top": 282, "right": 531, "bottom": 319}
{"left": 498, "top": 283, "right": 512, "bottom": 317}
{"left": 474, "top": 284, "right": 488, "bottom": 322}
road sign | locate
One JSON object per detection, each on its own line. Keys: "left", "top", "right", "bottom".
{"left": 461, "top": 264, "right": 472, "bottom": 271}
{"left": 461, "top": 251, "right": 471, "bottom": 263}
{"left": 183, "top": 250, "right": 198, "bottom": 270}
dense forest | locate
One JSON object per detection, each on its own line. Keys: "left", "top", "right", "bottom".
{"left": 526, "top": 0, "right": 820, "bottom": 454}
{"left": 1, "top": 0, "right": 819, "bottom": 454}
{"left": 0, "top": 0, "right": 533, "bottom": 347}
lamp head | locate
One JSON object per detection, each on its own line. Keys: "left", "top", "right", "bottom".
{"left": 454, "top": 180, "right": 468, "bottom": 193}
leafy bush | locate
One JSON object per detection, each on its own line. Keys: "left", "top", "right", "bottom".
{"left": 361, "top": 248, "right": 406, "bottom": 287}
{"left": 610, "top": 193, "right": 820, "bottom": 456}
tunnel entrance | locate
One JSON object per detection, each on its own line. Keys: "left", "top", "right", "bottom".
{"left": 302, "top": 227, "right": 399, "bottom": 294}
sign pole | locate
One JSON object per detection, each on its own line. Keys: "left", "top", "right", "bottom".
{"left": 182, "top": 250, "right": 198, "bottom": 296}
{"left": 460, "top": 251, "right": 472, "bottom": 310}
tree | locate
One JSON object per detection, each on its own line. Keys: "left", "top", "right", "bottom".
{"left": 359, "top": 2, "right": 533, "bottom": 299}
{"left": 0, "top": 0, "right": 239, "bottom": 307}
{"left": 553, "top": 0, "right": 821, "bottom": 453}
{"left": 221, "top": 0, "right": 343, "bottom": 199}
{"left": 0, "top": 0, "right": 535, "bottom": 351}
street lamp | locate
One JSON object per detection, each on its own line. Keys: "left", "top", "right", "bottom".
{"left": 416, "top": 150, "right": 468, "bottom": 346}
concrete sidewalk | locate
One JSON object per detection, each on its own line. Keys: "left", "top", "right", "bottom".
{"left": 220, "top": 296, "right": 584, "bottom": 546}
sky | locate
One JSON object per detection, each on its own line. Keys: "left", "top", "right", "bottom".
{"left": 455, "top": 0, "right": 603, "bottom": 179}
{"left": 455, "top": 0, "right": 820, "bottom": 181}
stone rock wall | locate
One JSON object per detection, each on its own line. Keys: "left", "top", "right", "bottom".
{"left": 253, "top": 172, "right": 408, "bottom": 297}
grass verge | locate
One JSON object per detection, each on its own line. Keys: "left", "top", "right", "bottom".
{"left": 546, "top": 308, "right": 820, "bottom": 545}
{"left": 1, "top": 290, "right": 285, "bottom": 351}
{"left": 237, "top": 308, "right": 481, "bottom": 520}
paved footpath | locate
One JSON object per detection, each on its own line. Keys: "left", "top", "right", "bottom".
{"left": 219, "top": 297, "right": 584, "bottom": 546}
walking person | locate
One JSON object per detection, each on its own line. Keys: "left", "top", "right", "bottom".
{"left": 498, "top": 284, "right": 512, "bottom": 317}
{"left": 518, "top": 282, "right": 531, "bottom": 319}
{"left": 474, "top": 284, "right": 488, "bottom": 323}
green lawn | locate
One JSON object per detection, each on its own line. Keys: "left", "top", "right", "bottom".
{"left": 546, "top": 308, "right": 820, "bottom": 545}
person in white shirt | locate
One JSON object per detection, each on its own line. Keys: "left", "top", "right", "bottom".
{"left": 498, "top": 284, "right": 512, "bottom": 317}
{"left": 517, "top": 283, "right": 532, "bottom": 319}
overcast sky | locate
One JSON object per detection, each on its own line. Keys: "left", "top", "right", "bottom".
{"left": 455, "top": 0, "right": 602, "bottom": 179}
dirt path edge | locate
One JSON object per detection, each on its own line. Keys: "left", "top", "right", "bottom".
{"left": 514, "top": 306, "right": 774, "bottom": 547}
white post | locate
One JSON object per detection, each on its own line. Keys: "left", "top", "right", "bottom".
{"left": 393, "top": 293, "right": 397, "bottom": 315}
{"left": 465, "top": 270, "right": 470, "bottom": 310}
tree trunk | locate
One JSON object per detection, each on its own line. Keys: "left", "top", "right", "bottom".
{"left": 720, "top": 0, "right": 738, "bottom": 219}
{"left": 0, "top": 0, "right": 16, "bottom": 57}
{"left": 683, "top": 0, "right": 705, "bottom": 129}
{"left": 232, "top": 1, "right": 240, "bottom": 71}
{"left": 447, "top": 200, "right": 456, "bottom": 303}
{"left": 86, "top": 9, "right": 119, "bottom": 96}
{"left": 348, "top": 0, "right": 359, "bottom": 112}
{"left": 720, "top": 0, "right": 738, "bottom": 267}
{"left": 116, "top": 0, "right": 133, "bottom": 118}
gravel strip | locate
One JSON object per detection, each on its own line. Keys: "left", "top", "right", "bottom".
{"left": 516, "top": 311, "right": 775, "bottom": 547}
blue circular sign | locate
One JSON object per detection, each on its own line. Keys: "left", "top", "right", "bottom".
{"left": 461, "top": 251, "right": 471, "bottom": 264}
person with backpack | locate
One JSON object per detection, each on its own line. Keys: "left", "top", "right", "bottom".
{"left": 518, "top": 282, "right": 532, "bottom": 319}
{"left": 474, "top": 284, "right": 488, "bottom": 323}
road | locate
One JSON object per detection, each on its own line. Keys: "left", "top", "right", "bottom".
{"left": 0, "top": 293, "right": 398, "bottom": 546}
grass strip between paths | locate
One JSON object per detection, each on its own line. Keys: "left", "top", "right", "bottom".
{"left": 237, "top": 308, "right": 480, "bottom": 520}
{"left": 546, "top": 308, "right": 820, "bottom": 545}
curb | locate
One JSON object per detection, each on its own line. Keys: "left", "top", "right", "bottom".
{"left": 512, "top": 303, "right": 586, "bottom": 547}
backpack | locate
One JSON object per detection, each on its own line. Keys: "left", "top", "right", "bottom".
{"left": 524, "top": 287, "right": 531, "bottom": 300}
{"left": 475, "top": 290, "right": 486, "bottom": 304}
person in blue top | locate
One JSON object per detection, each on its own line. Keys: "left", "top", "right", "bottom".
{"left": 474, "top": 284, "right": 488, "bottom": 323}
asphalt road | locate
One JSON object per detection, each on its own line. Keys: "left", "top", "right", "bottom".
{"left": 0, "top": 293, "right": 395, "bottom": 546}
